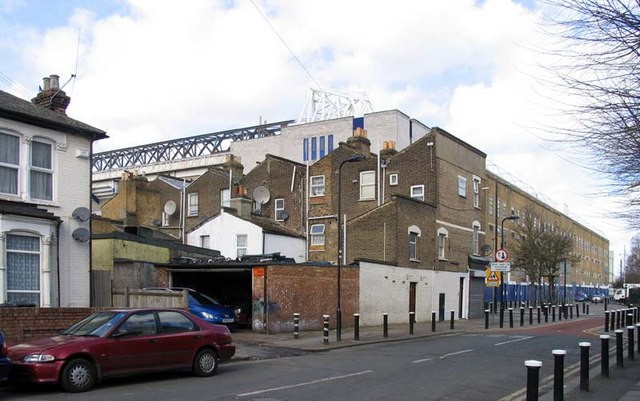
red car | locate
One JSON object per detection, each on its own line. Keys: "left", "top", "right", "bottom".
{"left": 8, "top": 308, "right": 235, "bottom": 392}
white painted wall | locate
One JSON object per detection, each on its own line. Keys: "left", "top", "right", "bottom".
{"left": 358, "top": 261, "right": 469, "bottom": 326}
{"left": 187, "top": 211, "right": 263, "bottom": 259}
{"left": 264, "top": 233, "right": 306, "bottom": 262}
{"left": 0, "top": 117, "right": 94, "bottom": 306}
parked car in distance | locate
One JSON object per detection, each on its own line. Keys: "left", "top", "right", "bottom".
{"left": 0, "top": 330, "right": 10, "bottom": 383}
{"left": 575, "top": 292, "right": 589, "bottom": 302}
{"left": 8, "top": 308, "right": 235, "bottom": 392}
{"left": 143, "top": 288, "right": 238, "bottom": 329}
{"left": 591, "top": 294, "right": 603, "bottom": 303}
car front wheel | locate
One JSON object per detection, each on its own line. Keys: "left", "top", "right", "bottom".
{"left": 60, "top": 358, "right": 96, "bottom": 392}
{"left": 193, "top": 348, "right": 218, "bottom": 377}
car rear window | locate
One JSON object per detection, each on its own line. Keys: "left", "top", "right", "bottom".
{"left": 158, "top": 311, "right": 196, "bottom": 333}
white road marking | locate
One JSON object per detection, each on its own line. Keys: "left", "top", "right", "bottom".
{"left": 494, "top": 336, "right": 533, "bottom": 346}
{"left": 412, "top": 357, "right": 434, "bottom": 364}
{"left": 439, "top": 349, "right": 474, "bottom": 359}
{"left": 236, "top": 370, "right": 374, "bottom": 397}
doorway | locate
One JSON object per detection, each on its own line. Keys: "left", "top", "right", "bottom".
{"left": 409, "top": 282, "right": 417, "bottom": 313}
{"left": 438, "top": 293, "right": 445, "bottom": 321}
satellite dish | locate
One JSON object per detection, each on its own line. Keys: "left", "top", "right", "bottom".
{"left": 164, "top": 200, "right": 177, "bottom": 216}
{"left": 253, "top": 186, "right": 270, "bottom": 204}
{"left": 72, "top": 227, "right": 90, "bottom": 243}
{"left": 72, "top": 207, "right": 90, "bottom": 222}
{"left": 481, "top": 244, "right": 493, "bottom": 256}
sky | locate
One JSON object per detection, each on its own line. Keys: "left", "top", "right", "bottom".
{"left": 0, "top": 0, "right": 632, "bottom": 280}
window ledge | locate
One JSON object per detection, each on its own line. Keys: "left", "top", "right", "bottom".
{"left": 409, "top": 258, "right": 420, "bottom": 263}
{"left": 358, "top": 198, "right": 376, "bottom": 202}
{"left": 438, "top": 258, "right": 448, "bottom": 262}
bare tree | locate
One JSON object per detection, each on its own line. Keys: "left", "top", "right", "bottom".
{"left": 541, "top": 0, "right": 640, "bottom": 227}
{"left": 512, "top": 205, "right": 579, "bottom": 303}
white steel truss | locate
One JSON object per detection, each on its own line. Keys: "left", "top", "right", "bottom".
{"left": 298, "top": 88, "right": 375, "bottom": 123}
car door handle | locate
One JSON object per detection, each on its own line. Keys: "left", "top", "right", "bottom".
{"left": 148, "top": 339, "right": 158, "bottom": 343}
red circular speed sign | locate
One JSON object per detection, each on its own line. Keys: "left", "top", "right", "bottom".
{"left": 495, "top": 249, "right": 508, "bottom": 262}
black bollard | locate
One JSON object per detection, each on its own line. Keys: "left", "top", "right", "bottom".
{"left": 383, "top": 313, "right": 388, "bottom": 338}
{"left": 576, "top": 303, "right": 580, "bottom": 318}
{"left": 537, "top": 306, "right": 541, "bottom": 324}
{"left": 293, "top": 313, "right": 300, "bottom": 339}
{"left": 529, "top": 306, "right": 533, "bottom": 325}
{"left": 637, "top": 323, "right": 640, "bottom": 354}
{"left": 409, "top": 312, "right": 415, "bottom": 335}
{"left": 583, "top": 302, "right": 586, "bottom": 314}
{"left": 525, "top": 360, "right": 542, "bottom": 401}
{"left": 618, "top": 310, "right": 623, "bottom": 329}
{"left": 601, "top": 335, "right": 610, "bottom": 378}
{"left": 520, "top": 307, "right": 525, "bottom": 326}
{"left": 545, "top": 306, "right": 549, "bottom": 323}
{"left": 579, "top": 342, "right": 590, "bottom": 392}
{"left": 553, "top": 350, "right": 566, "bottom": 401}
{"left": 628, "top": 326, "right": 635, "bottom": 360}
{"left": 611, "top": 310, "right": 617, "bottom": 331}
{"left": 500, "top": 307, "right": 504, "bottom": 328}
{"left": 616, "top": 329, "right": 624, "bottom": 368}
{"left": 605, "top": 297, "right": 608, "bottom": 311}
{"left": 565, "top": 304, "right": 569, "bottom": 319}
{"left": 450, "top": 310, "right": 455, "bottom": 330}
{"left": 323, "top": 314, "right": 330, "bottom": 345}
{"left": 604, "top": 311, "right": 610, "bottom": 332}
{"left": 354, "top": 313, "right": 360, "bottom": 341}
{"left": 559, "top": 305, "right": 562, "bottom": 321}
{"left": 509, "top": 308, "right": 514, "bottom": 328}
{"left": 485, "top": 309, "right": 490, "bottom": 329}
{"left": 586, "top": 304, "right": 590, "bottom": 315}
{"left": 552, "top": 305, "right": 556, "bottom": 322}
{"left": 628, "top": 313, "right": 634, "bottom": 327}
{"left": 570, "top": 304, "right": 573, "bottom": 319}
{"left": 432, "top": 311, "right": 436, "bottom": 332}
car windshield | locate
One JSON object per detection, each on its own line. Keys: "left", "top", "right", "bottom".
{"left": 189, "top": 291, "right": 222, "bottom": 306}
{"left": 63, "top": 312, "right": 128, "bottom": 337}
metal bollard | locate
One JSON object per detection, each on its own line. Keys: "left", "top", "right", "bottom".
{"left": 520, "top": 307, "right": 525, "bottom": 326}
{"left": 601, "top": 335, "right": 610, "bottom": 377}
{"left": 537, "top": 306, "right": 541, "bottom": 324}
{"left": 637, "top": 323, "right": 640, "bottom": 354}
{"left": 628, "top": 326, "right": 635, "bottom": 360}
{"left": 553, "top": 350, "right": 566, "bottom": 401}
{"left": 293, "top": 313, "right": 300, "bottom": 339}
{"left": 409, "top": 312, "right": 415, "bottom": 335}
{"left": 586, "top": 304, "right": 590, "bottom": 315}
{"left": 552, "top": 305, "right": 556, "bottom": 322}
{"left": 604, "top": 311, "right": 610, "bottom": 332}
{"left": 583, "top": 302, "right": 586, "bottom": 314}
{"left": 628, "top": 313, "right": 634, "bottom": 327}
{"left": 579, "top": 342, "right": 591, "bottom": 392}
{"left": 450, "top": 310, "right": 455, "bottom": 330}
{"left": 616, "top": 329, "right": 624, "bottom": 368}
{"left": 383, "top": 313, "right": 388, "bottom": 338}
{"left": 529, "top": 306, "right": 533, "bottom": 325}
{"left": 432, "top": 311, "right": 436, "bottom": 332}
{"left": 485, "top": 309, "right": 490, "bottom": 329}
{"left": 323, "top": 315, "right": 330, "bottom": 345}
{"left": 565, "top": 304, "right": 569, "bottom": 319}
{"left": 545, "top": 306, "right": 549, "bottom": 323}
{"left": 509, "top": 308, "right": 514, "bottom": 328}
{"left": 576, "top": 303, "right": 580, "bottom": 318}
{"left": 500, "top": 307, "right": 504, "bottom": 328}
{"left": 611, "top": 310, "right": 617, "bottom": 331}
{"left": 525, "top": 360, "right": 542, "bottom": 401}
{"left": 559, "top": 305, "right": 562, "bottom": 321}
{"left": 354, "top": 314, "right": 360, "bottom": 341}
{"left": 605, "top": 297, "right": 608, "bottom": 311}
{"left": 570, "top": 304, "right": 573, "bottom": 319}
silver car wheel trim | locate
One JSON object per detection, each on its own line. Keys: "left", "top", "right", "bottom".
{"left": 69, "top": 364, "right": 90, "bottom": 387}
{"left": 199, "top": 352, "right": 215, "bottom": 372}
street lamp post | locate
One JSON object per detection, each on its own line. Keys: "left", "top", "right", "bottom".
{"left": 336, "top": 153, "right": 365, "bottom": 341}
{"left": 500, "top": 215, "right": 520, "bottom": 310}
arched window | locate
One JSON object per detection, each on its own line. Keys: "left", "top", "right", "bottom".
{"left": 437, "top": 227, "right": 448, "bottom": 260}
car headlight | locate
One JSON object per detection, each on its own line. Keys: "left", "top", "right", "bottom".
{"left": 200, "top": 312, "right": 215, "bottom": 320}
{"left": 234, "top": 308, "right": 242, "bottom": 316}
{"left": 24, "top": 354, "right": 55, "bottom": 363}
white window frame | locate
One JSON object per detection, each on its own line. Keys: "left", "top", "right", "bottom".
{"left": 6, "top": 233, "right": 41, "bottom": 305}
{"left": 200, "top": 235, "right": 210, "bottom": 248}
{"left": 488, "top": 195, "right": 494, "bottom": 215}
{"left": 472, "top": 176, "right": 480, "bottom": 208}
{"left": 161, "top": 212, "right": 169, "bottom": 227}
{"left": 310, "top": 175, "right": 325, "bottom": 197}
{"left": 389, "top": 173, "right": 398, "bottom": 186}
{"left": 0, "top": 132, "right": 20, "bottom": 196}
{"left": 220, "top": 188, "right": 230, "bottom": 208}
{"left": 410, "top": 185, "right": 424, "bottom": 201}
{"left": 437, "top": 227, "right": 448, "bottom": 260}
{"left": 409, "top": 232, "right": 418, "bottom": 260}
{"left": 275, "top": 198, "right": 285, "bottom": 221}
{"left": 310, "top": 224, "right": 325, "bottom": 246}
{"left": 236, "top": 234, "right": 247, "bottom": 258}
{"left": 188, "top": 193, "right": 198, "bottom": 216}
{"left": 457, "top": 176, "right": 467, "bottom": 198}
{"left": 472, "top": 221, "right": 481, "bottom": 255}
{"left": 30, "top": 138, "right": 54, "bottom": 201}
{"left": 359, "top": 170, "right": 376, "bottom": 200}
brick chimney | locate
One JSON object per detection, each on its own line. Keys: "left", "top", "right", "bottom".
{"left": 221, "top": 155, "right": 244, "bottom": 182}
{"left": 31, "top": 74, "right": 71, "bottom": 114}
{"left": 347, "top": 127, "right": 371, "bottom": 156}
{"left": 380, "top": 141, "right": 398, "bottom": 159}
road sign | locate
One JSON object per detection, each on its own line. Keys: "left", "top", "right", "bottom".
{"left": 485, "top": 268, "right": 502, "bottom": 287}
{"left": 495, "top": 249, "right": 509, "bottom": 262}
{"left": 490, "top": 262, "right": 511, "bottom": 272}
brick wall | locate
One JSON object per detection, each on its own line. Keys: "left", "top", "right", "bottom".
{"left": 0, "top": 308, "right": 104, "bottom": 345}
{"left": 252, "top": 265, "right": 359, "bottom": 333}
{"left": 185, "top": 168, "right": 230, "bottom": 232}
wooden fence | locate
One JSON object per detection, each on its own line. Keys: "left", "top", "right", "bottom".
{"left": 111, "top": 288, "right": 188, "bottom": 309}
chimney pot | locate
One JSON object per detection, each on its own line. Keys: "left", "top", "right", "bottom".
{"left": 49, "top": 75, "right": 60, "bottom": 90}
{"left": 42, "top": 77, "right": 51, "bottom": 91}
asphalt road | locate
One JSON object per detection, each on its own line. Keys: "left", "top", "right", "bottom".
{"left": 1, "top": 315, "right": 636, "bottom": 401}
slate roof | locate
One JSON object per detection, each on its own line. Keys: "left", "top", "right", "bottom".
{"left": 0, "top": 199, "right": 61, "bottom": 222}
{"left": 0, "top": 90, "right": 107, "bottom": 140}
